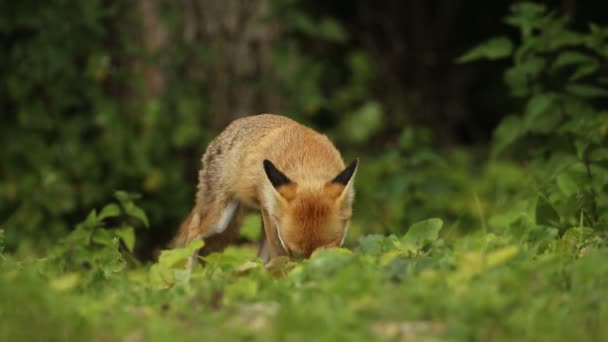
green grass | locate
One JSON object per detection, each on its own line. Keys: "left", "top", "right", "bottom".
{"left": 1, "top": 217, "right": 607, "bottom": 342}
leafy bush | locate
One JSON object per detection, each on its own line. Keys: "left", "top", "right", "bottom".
{"left": 39, "top": 191, "right": 149, "bottom": 286}
{"left": 0, "top": 0, "right": 201, "bottom": 253}
{"left": 459, "top": 2, "right": 608, "bottom": 233}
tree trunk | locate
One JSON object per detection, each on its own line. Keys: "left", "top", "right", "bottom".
{"left": 180, "top": 0, "right": 281, "bottom": 129}
{"left": 132, "top": 0, "right": 281, "bottom": 129}
{"left": 137, "top": 0, "right": 168, "bottom": 100}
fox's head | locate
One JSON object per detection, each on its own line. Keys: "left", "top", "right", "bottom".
{"left": 262, "top": 159, "right": 358, "bottom": 258}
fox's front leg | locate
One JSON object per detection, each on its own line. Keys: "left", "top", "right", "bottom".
{"left": 260, "top": 209, "right": 287, "bottom": 262}
{"left": 175, "top": 198, "right": 240, "bottom": 268}
{"left": 171, "top": 209, "right": 203, "bottom": 268}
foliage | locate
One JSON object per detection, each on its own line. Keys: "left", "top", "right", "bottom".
{"left": 2, "top": 207, "right": 608, "bottom": 341}
{"left": 39, "top": 191, "right": 148, "bottom": 287}
{"left": 349, "top": 127, "right": 532, "bottom": 240}
{"left": 0, "top": 0, "right": 199, "bottom": 253}
{"left": 459, "top": 2, "right": 608, "bottom": 232}
{"left": 270, "top": 0, "right": 383, "bottom": 144}
{"left": 149, "top": 239, "right": 203, "bottom": 287}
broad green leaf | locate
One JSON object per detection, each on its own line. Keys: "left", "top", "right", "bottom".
{"left": 556, "top": 173, "right": 578, "bottom": 197}
{"left": 91, "top": 229, "right": 116, "bottom": 247}
{"left": 81, "top": 209, "right": 101, "bottom": 230}
{"left": 547, "top": 30, "right": 586, "bottom": 50}
{"left": 566, "top": 84, "right": 608, "bottom": 98}
{"left": 0, "top": 228, "right": 4, "bottom": 255}
{"left": 303, "top": 248, "right": 355, "bottom": 281}
{"left": 526, "top": 94, "right": 554, "bottom": 120}
{"left": 358, "top": 234, "right": 400, "bottom": 256}
{"left": 526, "top": 112, "right": 562, "bottom": 134}
{"left": 115, "top": 191, "right": 149, "bottom": 227}
{"left": 149, "top": 240, "right": 203, "bottom": 287}
{"left": 124, "top": 205, "right": 149, "bottom": 228}
{"left": 203, "top": 246, "right": 258, "bottom": 271}
{"left": 504, "top": 57, "right": 545, "bottom": 97}
{"left": 114, "top": 190, "right": 141, "bottom": 202}
{"left": 570, "top": 62, "right": 600, "bottom": 81}
{"left": 98, "top": 203, "right": 121, "bottom": 221}
{"left": 492, "top": 115, "right": 523, "bottom": 156}
{"left": 157, "top": 239, "right": 203, "bottom": 269}
{"left": 114, "top": 226, "right": 135, "bottom": 252}
{"left": 552, "top": 51, "right": 596, "bottom": 70}
{"left": 524, "top": 94, "right": 562, "bottom": 133}
{"left": 457, "top": 37, "right": 513, "bottom": 63}
{"left": 308, "top": 248, "right": 353, "bottom": 266}
{"left": 535, "top": 197, "right": 560, "bottom": 226}
{"left": 402, "top": 218, "right": 443, "bottom": 250}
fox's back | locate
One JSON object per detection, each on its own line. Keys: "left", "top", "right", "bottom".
{"left": 207, "top": 114, "right": 346, "bottom": 206}
{"left": 213, "top": 114, "right": 296, "bottom": 151}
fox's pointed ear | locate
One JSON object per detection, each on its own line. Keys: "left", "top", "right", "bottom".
{"left": 331, "top": 159, "right": 359, "bottom": 187}
{"left": 326, "top": 158, "right": 359, "bottom": 205}
{"left": 263, "top": 160, "right": 292, "bottom": 188}
{"left": 263, "top": 160, "right": 297, "bottom": 202}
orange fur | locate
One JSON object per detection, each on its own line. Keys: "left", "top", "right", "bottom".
{"left": 172, "top": 114, "right": 358, "bottom": 263}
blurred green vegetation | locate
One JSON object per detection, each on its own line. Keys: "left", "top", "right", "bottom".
{"left": 1, "top": 1, "right": 608, "bottom": 341}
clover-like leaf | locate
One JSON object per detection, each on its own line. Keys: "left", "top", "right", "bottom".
{"left": 402, "top": 218, "right": 443, "bottom": 251}
{"left": 98, "top": 203, "right": 121, "bottom": 221}
{"left": 114, "top": 226, "right": 136, "bottom": 253}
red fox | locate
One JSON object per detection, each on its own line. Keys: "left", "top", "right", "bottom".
{"left": 172, "top": 114, "right": 358, "bottom": 265}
